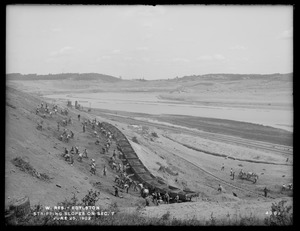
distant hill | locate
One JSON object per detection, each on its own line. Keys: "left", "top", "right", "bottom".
{"left": 6, "top": 73, "right": 122, "bottom": 82}
{"left": 176, "top": 73, "right": 293, "bottom": 81}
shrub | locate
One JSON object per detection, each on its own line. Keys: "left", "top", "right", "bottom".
{"left": 151, "top": 132, "right": 159, "bottom": 138}
{"left": 132, "top": 136, "right": 139, "bottom": 144}
{"left": 81, "top": 189, "right": 100, "bottom": 206}
{"left": 205, "top": 213, "right": 216, "bottom": 225}
{"left": 264, "top": 200, "right": 293, "bottom": 225}
{"left": 108, "top": 202, "right": 120, "bottom": 213}
{"left": 13, "top": 191, "right": 290, "bottom": 226}
{"left": 39, "top": 173, "right": 51, "bottom": 182}
{"left": 11, "top": 157, "right": 51, "bottom": 182}
{"left": 161, "top": 211, "right": 171, "bottom": 221}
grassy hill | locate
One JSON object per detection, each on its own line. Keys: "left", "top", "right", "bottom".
{"left": 175, "top": 73, "right": 293, "bottom": 81}
{"left": 6, "top": 73, "right": 122, "bottom": 82}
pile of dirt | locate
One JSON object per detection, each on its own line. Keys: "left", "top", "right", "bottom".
{"left": 158, "top": 166, "right": 178, "bottom": 176}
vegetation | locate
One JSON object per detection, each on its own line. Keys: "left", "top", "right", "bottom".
{"left": 264, "top": 200, "right": 293, "bottom": 225}
{"left": 6, "top": 73, "right": 121, "bottom": 82}
{"left": 6, "top": 102, "right": 16, "bottom": 109}
{"left": 11, "top": 157, "right": 51, "bottom": 182}
{"left": 151, "top": 132, "right": 159, "bottom": 138}
{"left": 6, "top": 189, "right": 292, "bottom": 226}
{"left": 81, "top": 190, "right": 101, "bottom": 206}
{"left": 132, "top": 136, "right": 139, "bottom": 144}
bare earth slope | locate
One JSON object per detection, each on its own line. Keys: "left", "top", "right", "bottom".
{"left": 6, "top": 80, "right": 292, "bottom": 223}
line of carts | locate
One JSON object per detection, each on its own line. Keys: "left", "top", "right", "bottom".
{"left": 101, "top": 122, "right": 199, "bottom": 202}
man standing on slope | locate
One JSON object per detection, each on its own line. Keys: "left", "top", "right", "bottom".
{"left": 264, "top": 187, "right": 268, "bottom": 197}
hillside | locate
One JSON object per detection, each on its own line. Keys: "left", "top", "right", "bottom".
{"left": 6, "top": 85, "right": 293, "bottom": 224}
{"left": 6, "top": 73, "right": 122, "bottom": 82}
{"left": 5, "top": 86, "right": 148, "bottom": 210}
{"left": 176, "top": 73, "right": 293, "bottom": 81}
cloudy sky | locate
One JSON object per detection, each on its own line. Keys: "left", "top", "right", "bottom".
{"left": 6, "top": 5, "right": 293, "bottom": 79}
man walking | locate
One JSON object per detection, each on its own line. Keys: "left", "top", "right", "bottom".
{"left": 124, "top": 183, "right": 129, "bottom": 193}
{"left": 145, "top": 196, "right": 150, "bottom": 206}
{"left": 264, "top": 187, "right": 268, "bottom": 197}
{"left": 221, "top": 163, "right": 225, "bottom": 171}
{"left": 165, "top": 192, "right": 170, "bottom": 204}
{"left": 114, "top": 186, "right": 119, "bottom": 197}
{"left": 83, "top": 149, "right": 88, "bottom": 158}
{"left": 103, "top": 165, "right": 107, "bottom": 176}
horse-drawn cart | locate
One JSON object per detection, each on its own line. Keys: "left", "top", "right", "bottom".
{"left": 238, "top": 171, "right": 258, "bottom": 183}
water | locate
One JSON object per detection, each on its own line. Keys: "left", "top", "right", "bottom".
{"left": 44, "top": 92, "right": 293, "bottom": 132}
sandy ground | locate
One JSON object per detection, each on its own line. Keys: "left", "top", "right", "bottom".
{"left": 5, "top": 76, "right": 293, "bottom": 224}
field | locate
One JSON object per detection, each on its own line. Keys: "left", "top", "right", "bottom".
{"left": 5, "top": 73, "right": 293, "bottom": 224}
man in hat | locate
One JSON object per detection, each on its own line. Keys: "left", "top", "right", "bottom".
{"left": 264, "top": 187, "right": 268, "bottom": 197}
{"left": 77, "top": 153, "right": 83, "bottom": 162}
{"left": 83, "top": 149, "right": 88, "bottom": 158}
{"left": 164, "top": 192, "right": 170, "bottom": 204}
{"left": 90, "top": 159, "right": 96, "bottom": 175}
{"left": 103, "top": 165, "right": 107, "bottom": 176}
{"left": 114, "top": 186, "right": 119, "bottom": 197}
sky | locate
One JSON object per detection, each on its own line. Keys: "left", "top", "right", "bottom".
{"left": 6, "top": 5, "right": 293, "bottom": 80}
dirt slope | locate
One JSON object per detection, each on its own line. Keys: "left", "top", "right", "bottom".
{"left": 5, "top": 86, "right": 292, "bottom": 222}
{"left": 5, "top": 86, "right": 145, "bottom": 209}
